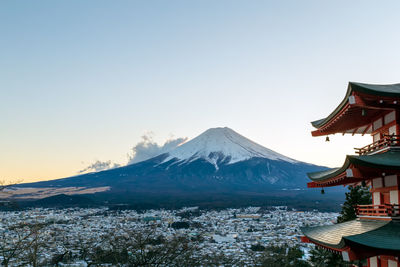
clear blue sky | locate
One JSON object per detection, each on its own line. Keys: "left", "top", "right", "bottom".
{"left": 1, "top": 1, "right": 400, "bottom": 182}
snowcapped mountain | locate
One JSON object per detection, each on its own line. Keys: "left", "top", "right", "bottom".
{"left": 162, "top": 127, "right": 297, "bottom": 170}
{"left": 18, "top": 127, "right": 328, "bottom": 204}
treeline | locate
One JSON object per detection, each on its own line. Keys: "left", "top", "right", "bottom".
{"left": 1, "top": 219, "right": 359, "bottom": 267}
{"left": 8, "top": 191, "right": 344, "bottom": 212}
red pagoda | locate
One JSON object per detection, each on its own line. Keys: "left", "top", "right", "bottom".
{"left": 301, "top": 82, "right": 400, "bottom": 267}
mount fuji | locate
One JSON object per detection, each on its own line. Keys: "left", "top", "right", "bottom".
{"left": 17, "top": 127, "right": 329, "bottom": 206}
{"left": 161, "top": 127, "right": 297, "bottom": 170}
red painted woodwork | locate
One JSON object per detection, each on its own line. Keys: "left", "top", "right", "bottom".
{"left": 300, "top": 236, "right": 310, "bottom": 243}
{"left": 371, "top": 186, "right": 399, "bottom": 194}
{"left": 355, "top": 135, "right": 400, "bottom": 155}
{"left": 383, "top": 193, "right": 390, "bottom": 204}
{"left": 312, "top": 89, "right": 400, "bottom": 137}
{"left": 381, "top": 256, "right": 400, "bottom": 267}
{"left": 382, "top": 257, "right": 388, "bottom": 267}
{"left": 356, "top": 204, "right": 400, "bottom": 217}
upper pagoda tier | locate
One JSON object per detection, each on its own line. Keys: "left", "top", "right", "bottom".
{"left": 311, "top": 82, "right": 400, "bottom": 137}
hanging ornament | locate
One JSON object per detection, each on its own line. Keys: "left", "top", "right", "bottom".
{"left": 361, "top": 109, "right": 367, "bottom": 116}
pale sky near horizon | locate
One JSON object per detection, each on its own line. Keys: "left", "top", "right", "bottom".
{"left": 1, "top": 1, "right": 400, "bottom": 183}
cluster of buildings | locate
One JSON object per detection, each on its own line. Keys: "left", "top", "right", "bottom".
{"left": 0, "top": 206, "right": 337, "bottom": 265}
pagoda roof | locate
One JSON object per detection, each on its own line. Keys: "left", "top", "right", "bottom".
{"left": 307, "top": 150, "right": 400, "bottom": 187}
{"left": 344, "top": 221, "right": 400, "bottom": 251}
{"left": 301, "top": 219, "right": 389, "bottom": 249}
{"left": 311, "top": 82, "right": 400, "bottom": 136}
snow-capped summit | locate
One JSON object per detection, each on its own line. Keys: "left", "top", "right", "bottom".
{"left": 19, "top": 126, "right": 326, "bottom": 199}
{"left": 162, "top": 127, "right": 297, "bottom": 169}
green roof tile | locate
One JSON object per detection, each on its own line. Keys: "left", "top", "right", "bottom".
{"left": 344, "top": 221, "right": 400, "bottom": 251}
{"left": 301, "top": 219, "right": 389, "bottom": 249}
{"left": 311, "top": 82, "right": 400, "bottom": 129}
{"left": 307, "top": 150, "right": 400, "bottom": 182}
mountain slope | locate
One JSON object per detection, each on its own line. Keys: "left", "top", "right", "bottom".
{"left": 19, "top": 127, "right": 327, "bottom": 197}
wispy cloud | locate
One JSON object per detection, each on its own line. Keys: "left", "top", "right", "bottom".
{"left": 78, "top": 160, "right": 121, "bottom": 174}
{"left": 78, "top": 133, "right": 187, "bottom": 174}
{"left": 128, "top": 133, "right": 187, "bottom": 164}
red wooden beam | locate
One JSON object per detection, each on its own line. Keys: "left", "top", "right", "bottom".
{"left": 301, "top": 236, "right": 311, "bottom": 243}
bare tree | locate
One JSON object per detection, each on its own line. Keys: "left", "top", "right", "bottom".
{"left": 0, "top": 223, "right": 33, "bottom": 267}
{"left": 0, "top": 220, "right": 68, "bottom": 267}
{"left": 21, "top": 223, "right": 48, "bottom": 267}
{"left": 0, "top": 180, "right": 27, "bottom": 267}
{"left": 77, "top": 226, "right": 198, "bottom": 266}
{"left": 74, "top": 232, "right": 112, "bottom": 266}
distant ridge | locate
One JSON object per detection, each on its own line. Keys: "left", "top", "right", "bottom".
{"left": 16, "top": 127, "right": 330, "bottom": 205}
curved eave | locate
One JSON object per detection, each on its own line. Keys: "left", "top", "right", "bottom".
{"left": 349, "top": 150, "right": 400, "bottom": 170}
{"left": 343, "top": 221, "right": 400, "bottom": 251}
{"left": 307, "top": 157, "right": 351, "bottom": 188}
{"left": 311, "top": 82, "right": 400, "bottom": 136}
{"left": 301, "top": 219, "right": 388, "bottom": 250}
{"left": 311, "top": 83, "right": 353, "bottom": 129}
{"left": 308, "top": 166, "right": 349, "bottom": 182}
{"left": 307, "top": 150, "right": 400, "bottom": 188}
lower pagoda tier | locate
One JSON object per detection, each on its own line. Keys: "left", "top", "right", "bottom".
{"left": 301, "top": 220, "right": 400, "bottom": 261}
{"left": 307, "top": 149, "right": 400, "bottom": 188}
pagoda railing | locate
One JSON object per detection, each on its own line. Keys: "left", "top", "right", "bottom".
{"left": 355, "top": 135, "right": 400, "bottom": 155}
{"left": 356, "top": 204, "right": 400, "bottom": 217}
